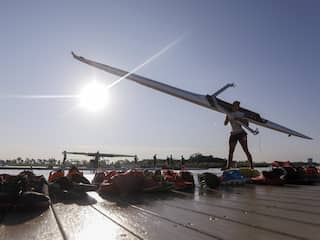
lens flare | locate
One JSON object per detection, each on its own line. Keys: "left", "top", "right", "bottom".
{"left": 79, "top": 81, "right": 108, "bottom": 112}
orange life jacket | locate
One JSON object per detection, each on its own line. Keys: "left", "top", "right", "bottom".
{"left": 67, "top": 169, "right": 83, "bottom": 177}
{"left": 48, "top": 171, "right": 64, "bottom": 182}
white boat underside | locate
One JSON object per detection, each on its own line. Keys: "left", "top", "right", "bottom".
{"left": 72, "top": 52, "right": 312, "bottom": 140}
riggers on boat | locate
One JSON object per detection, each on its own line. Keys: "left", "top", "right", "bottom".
{"left": 94, "top": 170, "right": 121, "bottom": 194}
{"left": 304, "top": 166, "right": 320, "bottom": 183}
{"left": 238, "top": 168, "right": 260, "bottom": 178}
{"left": 251, "top": 168, "right": 286, "bottom": 185}
{"left": 48, "top": 167, "right": 96, "bottom": 197}
{"left": 163, "top": 170, "right": 195, "bottom": 191}
{"left": 143, "top": 179, "right": 173, "bottom": 193}
{"left": 305, "top": 166, "right": 318, "bottom": 176}
{"left": 97, "top": 169, "right": 144, "bottom": 195}
{"left": 272, "top": 161, "right": 318, "bottom": 185}
{"left": 0, "top": 174, "right": 21, "bottom": 208}
{"left": 221, "top": 169, "right": 247, "bottom": 185}
{"left": 92, "top": 170, "right": 119, "bottom": 186}
{"left": 92, "top": 172, "right": 106, "bottom": 186}
{"left": 67, "top": 166, "right": 84, "bottom": 177}
{"left": 0, "top": 171, "right": 50, "bottom": 210}
{"left": 17, "top": 171, "right": 50, "bottom": 209}
{"left": 48, "top": 169, "right": 64, "bottom": 182}
{"left": 285, "top": 166, "right": 318, "bottom": 185}
{"left": 142, "top": 170, "right": 173, "bottom": 193}
{"left": 198, "top": 172, "right": 220, "bottom": 189}
{"left": 94, "top": 169, "right": 174, "bottom": 195}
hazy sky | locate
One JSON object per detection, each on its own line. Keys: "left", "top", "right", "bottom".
{"left": 0, "top": 0, "right": 319, "bottom": 162}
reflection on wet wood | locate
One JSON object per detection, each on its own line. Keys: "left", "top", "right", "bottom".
{"left": 1, "top": 184, "right": 320, "bottom": 240}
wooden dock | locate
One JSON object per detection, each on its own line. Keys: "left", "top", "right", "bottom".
{"left": 1, "top": 184, "right": 320, "bottom": 240}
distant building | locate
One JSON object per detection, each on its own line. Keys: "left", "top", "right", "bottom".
{"left": 308, "top": 158, "right": 313, "bottom": 165}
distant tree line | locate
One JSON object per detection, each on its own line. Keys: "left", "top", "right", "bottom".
{"left": 0, "top": 154, "right": 317, "bottom": 169}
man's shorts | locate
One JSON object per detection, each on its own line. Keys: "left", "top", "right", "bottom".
{"left": 229, "top": 131, "right": 247, "bottom": 144}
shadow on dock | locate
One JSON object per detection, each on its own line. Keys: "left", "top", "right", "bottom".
{"left": 50, "top": 192, "right": 97, "bottom": 205}
{"left": 0, "top": 208, "right": 48, "bottom": 225}
{"left": 99, "top": 190, "right": 186, "bottom": 207}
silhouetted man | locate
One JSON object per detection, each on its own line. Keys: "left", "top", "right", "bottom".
{"left": 224, "top": 101, "right": 253, "bottom": 169}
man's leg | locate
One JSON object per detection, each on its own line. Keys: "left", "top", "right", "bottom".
{"left": 227, "top": 137, "right": 237, "bottom": 169}
{"left": 239, "top": 135, "right": 253, "bottom": 168}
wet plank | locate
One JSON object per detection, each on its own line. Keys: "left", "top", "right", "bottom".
{"left": 227, "top": 185, "right": 320, "bottom": 202}
{"left": 93, "top": 192, "right": 308, "bottom": 240}
{"left": 52, "top": 201, "right": 140, "bottom": 240}
{"left": 184, "top": 189, "right": 320, "bottom": 214}
{"left": 1, "top": 183, "right": 320, "bottom": 240}
{"left": 0, "top": 208, "right": 63, "bottom": 240}
{"left": 93, "top": 202, "right": 216, "bottom": 240}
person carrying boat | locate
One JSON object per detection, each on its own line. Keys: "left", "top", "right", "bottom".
{"left": 224, "top": 101, "right": 253, "bottom": 169}
{"left": 163, "top": 156, "right": 170, "bottom": 169}
{"left": 181, "top": 155, "right": 185, "bottom": 170}
{"left": 134, "top": 155, "right": 138, "bottom": 166}
{"left": 153, "top": 154, "right": 157, "bottom": 168}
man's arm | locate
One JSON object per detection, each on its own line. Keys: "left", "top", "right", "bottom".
{"left": 238, "top": 118, "right": 249, "bottom": 126}
{"left": 224, "top": 115, "right": 229, "bottom": 126}
{"left": 242, "top": 119, "right": 249, "bottom": 126}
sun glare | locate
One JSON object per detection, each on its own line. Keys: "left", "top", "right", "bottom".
{"left": 79, "top": 81, "right": 109, "bottom": 112}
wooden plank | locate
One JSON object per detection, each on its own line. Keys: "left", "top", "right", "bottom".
{"left": 95, "top": 194, "right": 304, "bottom": 240}
{"left": 93, "top": 202, "right": 216, "bottom": 240}
{"left": 186, "top": 189, "right": 320, "bottom": 214}
{"left": 0, "top": 209, "right": 63, "bottom": 240}
{"left": 221, "top": 186, "right": 320, "bottom": 206}
{"left": 127, "top": 201, "right": 302, "bottom": 240}
{"left": 160, "top": 199, "right": 319, "bottom": 239}
{"left": 249, "top": 185, "right": 320, "bottom": 198}
{"left": 235, "top": 184, "right": 320, "bottom": 197}
{"left": 52, "top": 202, "right": 140, "bottom": 240}
{"left": 144, "top": 192, "right": 320, "bottom": 226}
{"left": 1, "top": 182, "right": 319, "bottom": 240}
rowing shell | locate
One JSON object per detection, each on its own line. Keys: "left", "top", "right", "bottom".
{"left": 72, "top": 52, "right": 312, "bottom": 140}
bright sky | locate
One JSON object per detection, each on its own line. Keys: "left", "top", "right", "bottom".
{"left": 0, "top": 0, "right": 319, "bottom": 162}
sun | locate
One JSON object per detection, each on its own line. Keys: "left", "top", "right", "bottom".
{"left": 79, "top": 81, "right": 109, "bottom": 112}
